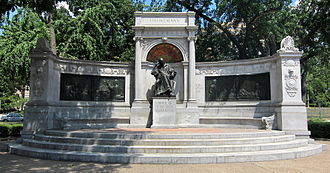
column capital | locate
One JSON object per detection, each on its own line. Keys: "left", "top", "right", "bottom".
{"left": 187, "top": 36, "right": 197, "bottom": 42}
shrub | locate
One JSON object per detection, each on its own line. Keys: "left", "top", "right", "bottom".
{"left": 309, "top": 117, "right": 326, "bottom": 122}
{"left": 0, "top": 123, "right": 23, "bottom": 137}
{"left": 308, "top": 121, "right": 330, "bottom": 139}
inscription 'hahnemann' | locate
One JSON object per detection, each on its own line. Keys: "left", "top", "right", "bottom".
{"left": 148, "top": 18, "right": 184, "bottom": 24}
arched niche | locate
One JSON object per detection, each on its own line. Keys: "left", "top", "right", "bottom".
{"left": 147, "top": 43, "right": 183, "bottom": 63}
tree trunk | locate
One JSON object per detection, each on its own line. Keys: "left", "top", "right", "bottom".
{"left": 301, "top": 60, "right": 308, "bottom": 104}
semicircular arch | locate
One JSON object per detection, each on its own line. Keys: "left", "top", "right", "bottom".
{"left": 142, "top": 39, "right": 188, "bottom": 62}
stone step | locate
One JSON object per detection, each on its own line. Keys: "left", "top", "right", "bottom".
{"left": 64, "top": 123, "right": 131, "bottom": 130}
{"left": 200, "top": 117, "right": 262, "bottom": 124}
{"left": 63, "top": 118, "right": 130, "bottom": 130}
{"left": 199, "top": 117, "right": 263, "bottom": 129}
{"left": 22, "top": 139, "right": 309, "bottom": 153}
{"left": 44, "top": 130, "right": 286, "bottom": 139}
{"left": 9, "top": 143, "right": 323, "bottom": 164}
{"left": 33, "top": 134, "right": 296, "bottom": 146}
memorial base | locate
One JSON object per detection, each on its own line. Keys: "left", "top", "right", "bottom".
{"left": 151, "top": 97, "right": 177, "bottom": 128}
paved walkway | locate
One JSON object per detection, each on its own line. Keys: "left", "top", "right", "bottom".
{"left": 0, "top": 139, "right": 328, "bottom": 173}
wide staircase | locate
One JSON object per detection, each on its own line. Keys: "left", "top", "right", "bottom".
{"left": 9, "top": 128, "right": 324, "bottom": 164}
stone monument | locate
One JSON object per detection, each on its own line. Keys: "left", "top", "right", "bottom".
{"left": 21, "top": 12, "right": 311, "bottom": 138}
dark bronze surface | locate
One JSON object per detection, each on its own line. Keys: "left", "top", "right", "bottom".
{"left": 205, "top": 73, "right": 271, "bottom": 101}
{"left": 151, "top": 58, "right": 177, "bottom": 97}
{"left": 60, "top": 74, "right": 125, "bottom": 101}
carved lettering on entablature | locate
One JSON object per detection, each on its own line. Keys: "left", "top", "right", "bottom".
{"left": 196, "top": 64, "right": 270, "bottom": 75}
{"left": 55, "top": 62, "right": 129, "bottom": 75}
{"left": 196, "top": 68, "right": 223, "bottom": 75}
{"left": 98, "top": 68, "right": 128, "bottom": 75}
{"left": 142, "top": 17, "right": 187, "bottom": 25}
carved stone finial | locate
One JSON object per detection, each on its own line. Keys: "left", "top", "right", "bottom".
{"left": 278, "top": 36, "right": 299, "bottom": 52}
{"left": 33, "top": 38, "right": 52, "bottom": 52}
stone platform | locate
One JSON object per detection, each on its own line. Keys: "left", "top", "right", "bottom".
{"left": 9, "top": 128, "right": 324, "bottom": 164}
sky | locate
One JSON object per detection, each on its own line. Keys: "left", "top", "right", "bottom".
{"left": 0, "top": 0, "right": 301, "bottom": 36}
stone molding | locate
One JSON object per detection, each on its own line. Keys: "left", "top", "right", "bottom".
{"left": 135, "top": 11, "right": 196, "bottom": 27}
{"left": 53, "top": 58, "right": 131, "bottom": 76}
{"left": 196, "top": 56, "right": 276, "bottom": 76}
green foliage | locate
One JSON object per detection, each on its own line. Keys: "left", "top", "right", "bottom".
{"left": 0, "top": 122, "right": 23, "bottom": 137}
{"left": 306, "top": 55, "right": 330, "bottom": 107}
{"left": 0, "top": 0, "right": 328, "bottom": 107}
{"left": 0, "top": 0, "right": 63, "bottom": 22}
{"left": 309, "top": 117, "right": 326, "bottom": 123}
{"left": 173, "top": 0, "right": 292, "bottom": 61}
{"left": 308, "top": 121, "right": 330, "bottom": 139}
{"left": 55, "top": 0, "right": 136, "bottom": 61}
{"left": 291, "top": 0, "right": 330, "bottom": 106}
{"left": 0, "top": 9, "right": 48, "bottom": 97}
{"left": 0, "top": 95, "right": 28, "bottom": 112}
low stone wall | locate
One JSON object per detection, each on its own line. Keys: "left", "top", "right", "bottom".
{"left": 196, "top": 55, "right": 278, "bottom": 119}
{"left": 23, "top": 40, "right": 133, "bottom": 133}
{"left": 22, "top": 36, "right": 310, "bottom": 139}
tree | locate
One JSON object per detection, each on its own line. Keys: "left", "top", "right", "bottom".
{"left": 290, "top": 0, "right": 330, "bottom": 105}
{"left": 54, "top": 0, "right": 136, "bottom": 61}
{"left": 168, "top": 0, "right": 292, "bottom": 60}
{"left": 0, "top": 0, "right": 65, "bottom": 54}
{"left": 0, "top": 8, "right": 48, "bottom": 97}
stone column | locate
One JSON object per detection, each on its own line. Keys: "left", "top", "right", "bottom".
{"left": 22, "top": 38, "right": 57, "bottom": 138}
{"left": 182, "top": 61, "right": 189, "bottom": 101}
{"left": 274, "top": 36, "right": 309, "bottom": 138}
{"left": 188, "top": 36, "right": 197, "bottom": 101}
{"left": 134, "top": 36, "right": 143, "bottom": 101}
{"left": 130, "top": 35, "right": 150, "bottom": 127}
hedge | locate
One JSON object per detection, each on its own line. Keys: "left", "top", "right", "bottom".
{"left": 0, "top": 123, "right": 23, "bottom": 137}
{"left": 308, "top": 121, "right": 330, "bottom": 139}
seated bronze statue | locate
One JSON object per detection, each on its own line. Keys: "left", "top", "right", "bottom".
{"left": 151, "top": 58, "right": 177, "bottom": 96}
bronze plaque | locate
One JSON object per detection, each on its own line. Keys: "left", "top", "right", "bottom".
{"left": 60, "top": 74, "right": 125, "bottom": 101}
{"left": 205, "top": 73, "right": 270, "bottom": 101}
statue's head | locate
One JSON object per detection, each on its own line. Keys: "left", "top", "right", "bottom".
{"left": 158, "top": 58, "right": 164, "bottom": 66}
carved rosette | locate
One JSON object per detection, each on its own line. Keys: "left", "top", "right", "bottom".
{"left": 284, "top": 69, "right": 298, "bottom": 97}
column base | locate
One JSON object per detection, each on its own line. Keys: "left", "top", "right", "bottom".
{"left": 130, "top": 100, "right": 151, "bottom": 127}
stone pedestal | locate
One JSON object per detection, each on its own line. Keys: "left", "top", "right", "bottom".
{"left": 152, "top": 97, "right": 177, "bottom": 128}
